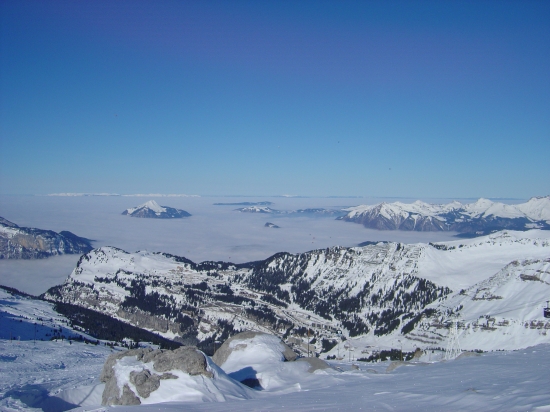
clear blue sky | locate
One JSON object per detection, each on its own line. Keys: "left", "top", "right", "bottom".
{"left": 1, "top": 0, "right": 549, "bottom": 198}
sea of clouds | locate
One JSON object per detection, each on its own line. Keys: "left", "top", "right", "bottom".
{"left": 1, "top": 195, "right": 478, "bottom": 295}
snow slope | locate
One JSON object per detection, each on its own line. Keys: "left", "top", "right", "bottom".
{"left": 0, "top": 287, "right": 113, "bottom": 411}
{"left": 411, "top": 256, "right": 550, "bottom": 351}
{"left": 2, "top": 286, "right": 550, "bottom": 411}
{"left": 76, "top": 344, "right": 550, "bottom": 412}
{"left": 417, "top": 230, "right": 550, "bottom": 290}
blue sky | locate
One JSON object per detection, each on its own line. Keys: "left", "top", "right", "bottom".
{"left": 1, "top": 0, "right": 549, "bottom": 198}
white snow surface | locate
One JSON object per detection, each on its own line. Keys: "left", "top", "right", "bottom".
{"left": 218, "top": 333, "right": 314, "bottom": 393}
{"left": 0, "top": 288, "right": 113, "bottom": 411}
{"left": 417, "top": 229, "right": 550, "bottom": 290}
{"left": 2, "top": 288, "right": 550, "bottom": 411}
{"left": 345, "top": 196, "right": 550, "bottom": 222}
{"left": 125, "top": 200, "right": 167, "bottom": 215}
{"left": 58, "top": 229, "right": 550, "bottom": 353}
{"left": 3, "top": 337, "right": 550, "bottom": 411}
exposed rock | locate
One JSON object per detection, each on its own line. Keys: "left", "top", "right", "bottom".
{"left": 101, "top": 346, "right": 210, "bottom": 405}
{"left": 412, "top": 348, "right": 423, "bottom": 360}
{"left": 120, "top": 384, "right": 141, "bottom": 405}
{"left": 100, "top": 348, "right": 153, "bottom": 383}
{"left": 0, "top": 216, "right": 93, "bottom": 259}
{"left": 116, "top": 308, "right": 189, "bottom": 335}
{"left": 130, "top": 369, "right": 160, "bottom": 398}
{"left": 143, "top": 346, "right": 211, "bottom": 377}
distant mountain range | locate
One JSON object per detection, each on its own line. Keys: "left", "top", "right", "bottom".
{"left": 42, "top": 229, "right": 550, "bottom": 353}
{"left": 235, "top": 206, "right": 346, "bottom": 217}
{"left": 0, "top": 216, "right": 93, "bottom": 259}
{"left": 340, "top": 196, "right": 550, "bottom": 234}
{"left": 122, "top": 200, "right": 191, "bottom": 219}
{"left": 214, "top": 201, "right": 273, "bottom": 206}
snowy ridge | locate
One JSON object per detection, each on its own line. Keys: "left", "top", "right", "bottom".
{"left": 341, "top": 196, "right": 550, "bottom": 232}
{"left": 409, "top": 257, "right": 550, "bottom": 351}
{"left": 43, "top": 230, "right": 550, "bottom": 353}
{"left": 235, "top": 206, "right": 276, "bottom": 213}
{"left": 122, "top": 200, "right": 191, "bottom": 219}
{"left": 127, "top": 200, "right": 167, "bottom": 214}
{"left": 235, "top": 206, "right": 346, "bottom": 216}
{"left": 0, "top": 286, "right": 96, "bottom": 342}
{"left": 0, "top": 216, "right": 93, "bottom": 259}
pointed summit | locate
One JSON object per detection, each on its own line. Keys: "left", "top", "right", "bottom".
{"left": 122, "top": 200, "right": 191, "bottom": 218}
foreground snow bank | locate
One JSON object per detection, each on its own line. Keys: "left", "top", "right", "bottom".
{"left": 0, "top": 339, "right": 112, "bottom": 411}
{"left": 212, "top": 331, "right": 332, "bottom": 392}
{"left": 71, "top": 343, "right": 550, "bottom": 412}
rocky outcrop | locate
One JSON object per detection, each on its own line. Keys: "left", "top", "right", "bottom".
{"left": 101, "top": 346, "right": 210, "bottom": 406}
{"left": 0, "top": 216, "right": 93, "bottom": 259}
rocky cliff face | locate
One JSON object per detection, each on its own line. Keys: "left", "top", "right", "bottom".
{"left": 0, "top": 217, "right": 93, "bottom": 259}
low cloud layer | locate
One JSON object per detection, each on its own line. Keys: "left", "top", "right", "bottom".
{"left": 0, "top": 195, "right": 464, "bottom": 294}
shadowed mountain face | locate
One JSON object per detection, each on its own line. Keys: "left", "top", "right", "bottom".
{"left": 0, "top": 217, "right": 93, "bottom": 259}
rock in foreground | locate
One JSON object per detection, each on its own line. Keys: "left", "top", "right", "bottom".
{"left": 100, "top": 346, "right": 252, "bottom": 406}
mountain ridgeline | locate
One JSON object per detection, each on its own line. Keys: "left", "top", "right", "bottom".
{"left": 340, "top": 197, "right": 550, "bottom": 234}
{"left": 43, "top": 242, "right": 450, "bottom": 349}
{"left": 122, "top": 200, "right": 191, "bottom": 218}
{"left": 42, "top": 230, "right": 550, "bottom": 354}
{"left": 0, "top": 216, "right": 93, "bottom": 259}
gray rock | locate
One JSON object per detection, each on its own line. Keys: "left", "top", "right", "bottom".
{"left": 101, "top": 346, "right": 210, "bottom": 405}
{"left": 143, "top": 346, "right": 211, "bottom": 377}
{"left": 212, "top": 331, "right": 297, "bottom": 367}
{"left": 100, "top": 348, "right": 153, "bottom": 383}
{"left": 130, "top": 369, "right": 160, "bottom": 398}
{"left": 160, "top": 372, "right": 178, "bottom": 380}
{"left": 120, "top": 384, "right": 140, "bottom": 405}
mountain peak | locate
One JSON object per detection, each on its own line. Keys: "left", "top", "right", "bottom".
{"left": 122, "top": 200, "right": 191, "bottom": 219}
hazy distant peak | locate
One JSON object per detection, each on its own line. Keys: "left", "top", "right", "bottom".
{"left": 122, "top": 200, "right": 191, "bottom": 219}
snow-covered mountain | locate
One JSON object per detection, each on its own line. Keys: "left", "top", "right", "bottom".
{"left": 122, "top": 200, "right": 191, "bottom": 219}
{"left": 340, "top": 196, "right": 550, "bottom": 234}
{"left": 43, "top": 230, "right": 550, "bottom": 353}
{"left": 407, "top": 256, "right": 550, "bottom": 351}
{"left": 214, "top": 201, "right": 273, "bottom": 206}
{"left": 235, "top": 206, "right": 276, "bottom": 213}
{"left": 235, "top": 206, "right": 346, "bottom": 217}
{"left": 0, "top": 216, "right": 93, "bottom": 259}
